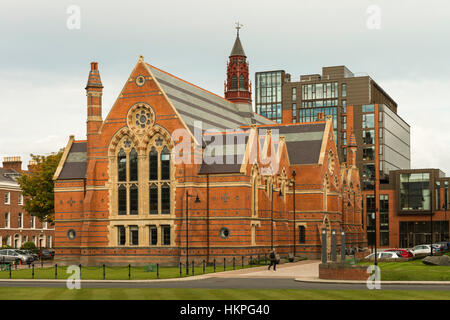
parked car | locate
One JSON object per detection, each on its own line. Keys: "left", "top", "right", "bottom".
{"left": 38, "top": 249, "right": 54, "bottom": 260}
{"left": 385, "top": 248, "right": 413, "bottom": 258}
{"left": 0, "top": 249, "right": 34, "bottom": 265}
{"left": 436, "top": 241, "right": 450, "bottom": 251}
{"left": 365, "top": 251, "right": 401, "bottom": 260}
{"left": 432, "top": 244, "right": 442, "bottom": 253}
{"left": 18, "top": 250, "right": 39, "bottom": 261}
{"left": 410, "top": 245, "right": 436, "bottom": 256}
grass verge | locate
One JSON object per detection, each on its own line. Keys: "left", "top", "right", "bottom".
{"left": 0, "top": 287, "right": 449, "bottom": 300}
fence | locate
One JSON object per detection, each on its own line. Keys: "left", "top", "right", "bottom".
{"left": 0, "top": 254, "right": 274, "bottom": 280}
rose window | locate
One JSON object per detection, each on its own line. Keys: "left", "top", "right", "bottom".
{"left": 136, "top": 110, "right": 151, "bottom": 128}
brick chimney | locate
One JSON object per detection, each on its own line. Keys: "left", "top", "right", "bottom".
{"left": 2, "top": 156, "right": 22, "bottom": 172}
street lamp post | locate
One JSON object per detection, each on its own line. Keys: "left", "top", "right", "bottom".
{"left": 292, "top": 170, "right": 296, "bottom": 257}
{"left": 185, "top": 191, "right": 200, "bottom": 275}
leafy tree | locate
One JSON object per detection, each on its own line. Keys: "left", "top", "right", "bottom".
{"left": 17, "top": 151, "right": 63, "bottom": 223}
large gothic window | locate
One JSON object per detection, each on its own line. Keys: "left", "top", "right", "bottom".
{"left": 129, "top": 148, "right": 138, "bottom": 181}
{"left": 149, "top": 184, "right": 158, "bottom": 214}
{"left": 239, "top": 75, "right": 245, "bottom": 90}
{"left": 129, "top": 184, "right": 138, "bottom": 215}
{"left": 116, "top": 142, "right": 139, "bottom": 215}
{"left": 147, "top": 137, "right": 172, "bottom": 215}
{"left": 161, "top": 146, "right": 170, "bottom": 180}
{"left": 231, "top": 75, "right": 237, "bottom": 90}
{"left": 149, "top": 147, "right": 158, "bottom": 180}
{"left": 118, "top": 149, "right": 126, "bottom": 182}
{"left": 118, "top": 185, "right": 127, "bottom": 215}
{"left": 161, "top": 184, "right": 170, "bottom": 214}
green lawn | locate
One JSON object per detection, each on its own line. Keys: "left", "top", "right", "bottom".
{"left": 0, "top": 260, "right": 269, "bottom": 280}
{"left": 360, "top": 259, "right": 450, "bottom": 281}
{"left": 0, "top": 287, "right": 449, "bottom": 300}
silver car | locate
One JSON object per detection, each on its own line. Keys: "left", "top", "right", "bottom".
{"left": 0, "top": 249, "right": 33, "bottom": 264}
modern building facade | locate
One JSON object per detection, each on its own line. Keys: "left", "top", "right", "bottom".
{"left": 364, "top": 168, "right": 449, "bottom": 248}
{"left": 53, "top": 31, "right": 366, "bottom": 266}
{"left": 255, "top": 66, "right": 411, "bottom": 181}
{"left": 256, "top": 67, "right": 412, "bottom": 246}
{"left": 0, "top": 157, "right": 54, "bottom": 248}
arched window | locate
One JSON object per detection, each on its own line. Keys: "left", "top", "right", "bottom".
{"left": 118, "top": 149, "right": 126, "bottom": 182}
{"left": 129, "top": 148, "right": 138, "bottom": 181}
{"left": 129, "top": 184, "right": 138, "bottom": 215}
{"left": 149, "top": 184, "right": 158, "bottom": 214}
{"left": 118, "top": 185, "right": 127, "bottom": 215}
{"left": 161, "top": 184, "right": 170, "bottom": 214}
{"left": 239, "top": 75, "right": 245, "bottom": 90}
{"left": 149, "top": 147, "right": 158, "bottom": 180}
{"left": 299, "top": 226, "right": 306, "bottom": 244}
{"left": 231, "top": 75, "right": 237, "bottom": 90}
{"left": 251, "top": 173, "right": 258, "bottom": 217}
{"left": 161, "top": 146, "right": 170, "bottom": 180}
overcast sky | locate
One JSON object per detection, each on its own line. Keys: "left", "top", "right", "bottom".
{"left": 1, "top": 0, "right": 449, "bottom": 174}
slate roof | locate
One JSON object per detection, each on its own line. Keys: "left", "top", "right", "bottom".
{"left": 148, "top": 64, "right": 272, "bottom": 135}
{"left": 256, "top": 123, "right": 326, "bottom": 165}
{"left": 57, "top": 141, "right": 87, "bottom": 180}
{"left": 0, "top": 167, "right": 20, "bottom": 185}
{"left": 198, "top": 130, "right": 250, "bottom": 174}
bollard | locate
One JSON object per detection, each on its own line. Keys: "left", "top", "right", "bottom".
{"left": 242, "top": 256, "right": 244, "bottom": 269}
{"left": 41, "top": 261, "right": 43, "bottom": 268}
{"left": 258, "top": 254, "right": 260, "bottom": 265}
{"left": 233, "top": 257, "right": 235, "bottom": 270}
{"left": 55, "top": 264, "right": 58, "bottom": 279}
{"left": 157, "top": 263, "right": 159, "bottom": 279}
{"left": 250, "top": 255, "right": 253, "bottom": 265}
{"left": 192, "top": 261, "right": 194, "bottom": 276}
{"left": 128, "top": 264, "right": 131, "bottom": 280}
{"left": 103, "top": 264, "right": 105, "bottom": 280}
{"left": 9, "top": 264, "right": 12, "bottom": 279}
{"left": 203, "top": 260, "right": 205, "bottom": 274}
{"left": 32, "top": 264, "right": 34, "bottom": 279}
{"left": 224, "top": 258, "right": 226, "bottom": 271}
{"left": 214, "top": 259, "right": 216, "bottom": 273}
{"left": 179, "top": 262, "right": 182, "bottom": 278}
{"left": 79, "top": 264, "right": 82, "bottom": 279}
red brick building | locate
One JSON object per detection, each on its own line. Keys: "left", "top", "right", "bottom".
{"left": 0, "top": 157, "right": 54, "bottom": 248}
{"left": 53, "top": 32, "right": 366, "bottom": 265}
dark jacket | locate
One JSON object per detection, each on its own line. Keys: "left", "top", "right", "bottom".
{"left": 269, "top": 252, "right": 276, "bottom": 261}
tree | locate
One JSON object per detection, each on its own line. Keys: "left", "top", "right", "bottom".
{"left": 17, "top": 151, "right": 63, "bottom": 223}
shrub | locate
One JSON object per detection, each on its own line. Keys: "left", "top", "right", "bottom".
{"left": 21, "top": 242, "right": 38, "bottom": 253}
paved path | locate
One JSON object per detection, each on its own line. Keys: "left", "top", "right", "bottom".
{"left": 1, "top": 260, "right": 450, "bottom": 290}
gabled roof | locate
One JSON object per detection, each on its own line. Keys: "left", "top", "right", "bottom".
{"left": 57, "top": 141, "right": 87, "bottom": 180}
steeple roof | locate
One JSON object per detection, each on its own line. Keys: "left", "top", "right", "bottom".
{"left": 230, "top": 34, "right": 246, "bottom": 57}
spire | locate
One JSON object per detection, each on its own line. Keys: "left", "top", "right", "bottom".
{"left": 230, "top": 22, "right": 246, "bottom": 57}
{"left": 224, "top": 23, "right": 251, "bottom": 104}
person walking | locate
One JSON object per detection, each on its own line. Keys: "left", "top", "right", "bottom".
{"left": 268, "top": 250, "right": 277, "bottom": 271}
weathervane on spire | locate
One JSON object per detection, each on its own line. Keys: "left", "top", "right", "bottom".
{"left": 235, "top": 21, "right": 243, "bottom": 36}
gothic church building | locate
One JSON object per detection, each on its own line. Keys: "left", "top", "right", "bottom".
{"left": 53, "top": 31, "right": 366, "bottom": 265}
